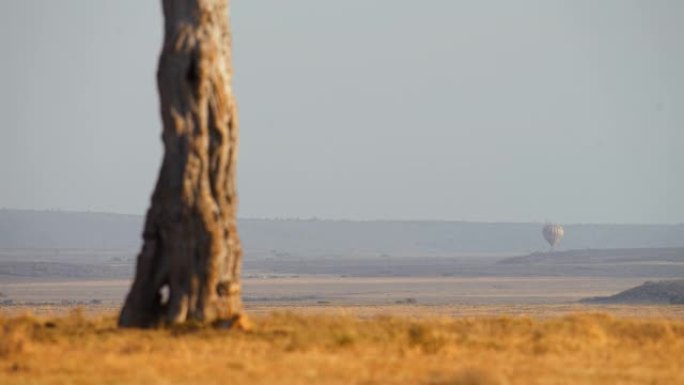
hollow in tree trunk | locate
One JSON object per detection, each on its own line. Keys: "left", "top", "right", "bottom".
{"left": 119, "top": 0, "right": 245, "bottom": 328}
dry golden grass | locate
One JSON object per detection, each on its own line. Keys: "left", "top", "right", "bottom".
{"left": 1, "top": 309, "right": 683, "bottom": 385}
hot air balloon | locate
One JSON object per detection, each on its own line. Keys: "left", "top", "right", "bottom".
{"left": 542, "top": 223, "right": 564, "bottom": 250}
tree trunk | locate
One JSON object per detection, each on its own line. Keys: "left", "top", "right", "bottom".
{"left": 119, "top": 0, "right": 244, "bottom": 328}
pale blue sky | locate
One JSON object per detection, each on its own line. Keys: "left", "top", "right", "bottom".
{"left": 0, "top": 1, "right": 682, "bottom": 224}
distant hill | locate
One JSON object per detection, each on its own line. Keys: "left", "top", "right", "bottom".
{"left": 581, "top": 280, "right": 684, "bottom": 304}
{"left": 0, "top": 210, "right": 141, "bottom": 250}
{"left": 1, "top": 209, "right": 684, "bottom": 255}
{"left": 494, "top": 248, "right": 684, "bottom": 279}
{"left": 499, "top": 248, "right": 684, "bottom": 265}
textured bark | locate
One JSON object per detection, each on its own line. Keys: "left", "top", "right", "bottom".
{"left": 119, "top": 0, "right": 244, "bottom": 328}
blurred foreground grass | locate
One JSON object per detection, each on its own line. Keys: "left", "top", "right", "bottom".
{"left": 1, "top": 310, "right": 683, "bottom": 385}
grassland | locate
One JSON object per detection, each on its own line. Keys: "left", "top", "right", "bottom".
{"left": 1, "top": 309, "right": 683, "bottom": 385}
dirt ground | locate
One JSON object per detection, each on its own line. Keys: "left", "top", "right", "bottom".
{"left": 0, "top": 275, "right": 655, "bottom": 305}
{"left": 3, "top": 275, "right": 682, "bottom": 318}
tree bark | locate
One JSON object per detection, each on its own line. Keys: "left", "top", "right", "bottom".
{"left": 119, "top": 0, "right": 244, "bottom": 328}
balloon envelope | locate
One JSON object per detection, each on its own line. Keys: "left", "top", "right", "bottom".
{"left": 543, "top": 224, "right": 564, "bottom": 248}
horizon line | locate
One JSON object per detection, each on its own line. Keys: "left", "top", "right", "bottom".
{"left": 1, "top": 207, "right": 682, "bottom": 227}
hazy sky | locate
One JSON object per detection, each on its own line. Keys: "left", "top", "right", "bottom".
{"left": 0, "top": 1, "right": 682, "bottom": 224}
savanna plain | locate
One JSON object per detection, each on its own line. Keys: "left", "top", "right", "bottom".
{"left": 2, "top": 214, "right": 684, "bottom": 384}
{"left": 2, "top": 306, "right": 684, "bottom": 385}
